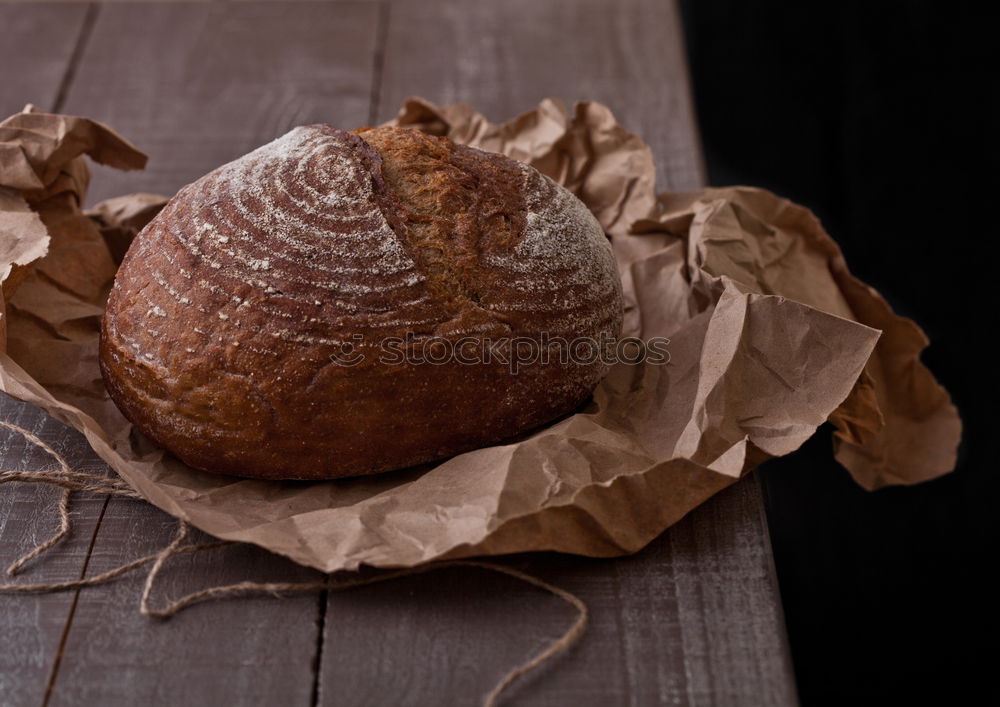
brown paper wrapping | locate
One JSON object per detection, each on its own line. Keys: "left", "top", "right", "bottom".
{"left": 0, "top": 100, "right": 960, "bottom": 572}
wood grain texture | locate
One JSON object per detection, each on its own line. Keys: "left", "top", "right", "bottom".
{"left": 48, "top": 506, "right": 324, "bottom": 707}
{"left": 60, "top": 0, "right": 380, "bottom": 205}
{"left": 376, "top": 0, "right": 705, "bottom": 191}
{"left": 664, "top": 475, "right": 797, "bottom": 706}
{"left": 1, "top": 11, "right": 95, "bottom": 704}
{"left": 0, "top": 396, "right": 107, "bottom": 707}
{"left": 0, "top": 2, "right": 89, "bottom": 119}
{"left": 319, "top": 478, "right": 795, "bottom": 706}
{"left": 317, "top": 1, "right": 794, "bottom": 704}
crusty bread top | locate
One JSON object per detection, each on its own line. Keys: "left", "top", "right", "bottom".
{"left": 105, "top": 125, "right": 619, "bottom": 369}
{"left": 100, "top": 125, "right": 622, "bottom": 478}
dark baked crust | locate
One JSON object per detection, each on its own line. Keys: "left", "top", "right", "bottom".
{"left": 99, "top": 125, "right": 623, "bottom": 479}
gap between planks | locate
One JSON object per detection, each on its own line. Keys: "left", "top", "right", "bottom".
{"left": 366, "top": 0, "right": 390, "bottom": 126}
{"left": 50, "top": 3, "right": 99, "bottom": 114}
{"left": 40, "top": 498, "right": 111, "bottom": 707}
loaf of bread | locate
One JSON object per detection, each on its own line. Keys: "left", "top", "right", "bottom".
{"left": 99, "top": 125, "right": 623, "bottom": 479}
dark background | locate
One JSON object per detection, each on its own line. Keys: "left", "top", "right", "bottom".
{"left": 678, "top": 1, "right": 997, "bottom": 704}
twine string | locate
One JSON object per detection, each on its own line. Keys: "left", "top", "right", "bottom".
{"left": 0, "top": 419, "right": 140, "bottom": 575}
{"left": 0, "top": 419, "right": 587, "bottom": 706}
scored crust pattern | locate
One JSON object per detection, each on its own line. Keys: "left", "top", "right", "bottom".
{"left": 100, "top": 126, "right": 623, "bottom": 479}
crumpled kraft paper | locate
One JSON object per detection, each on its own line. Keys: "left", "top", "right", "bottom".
{"left": 0, "top": 100, "right": 960, "bottom": 572}
{"left": 632, "top": 189, "right": 962, "bottom": 489}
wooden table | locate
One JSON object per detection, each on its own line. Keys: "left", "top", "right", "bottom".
{"left": 0, "top": 2, "right": 798, "bottom": 704}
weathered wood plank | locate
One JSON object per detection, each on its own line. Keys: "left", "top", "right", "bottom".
{"left": 375, "top": 0, "right": 705, "bottom": 191}
{"left": 62, "top": 0, "right": 379, "bottom": 205}
{"left": 317, "top": 1, "right": 795, "bottom": 704}
{"left": 663, "top": 475, "right": 797, "bottom": 706}
{"left": 318, "top": 562, "right": 583, "bottom": 705}
{"left": 0, "top": 395, "right": 107, "bottom": 707}
{"left": 0, "top": 2, "right": 90, "bottom": 119}
{"left": 318, "top": 478, "right": 794, "bottom": 706}
{"left": 50, "top": 507, "right": 325, "bottom": 707}
{"left": 31, "top": 2, "right": 381, "bottom": 704}
{"left": 1, "top": 8, "right": 96, "bottom": 704}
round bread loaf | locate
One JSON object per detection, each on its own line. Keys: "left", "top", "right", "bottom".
{"left": 99, "top": 125, "right": 623, "bottom": 479}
